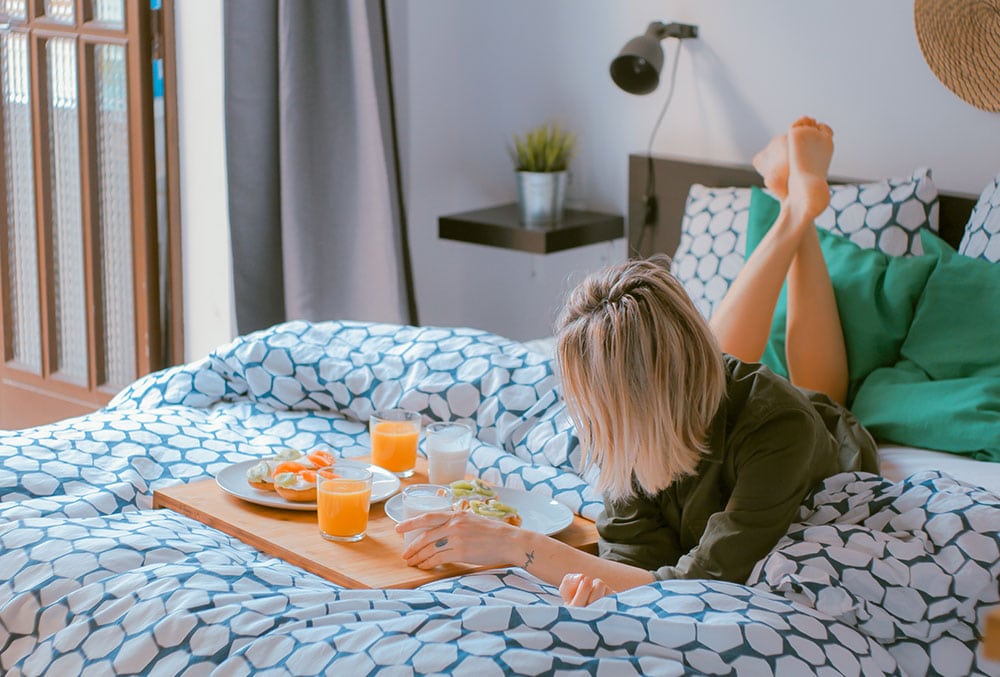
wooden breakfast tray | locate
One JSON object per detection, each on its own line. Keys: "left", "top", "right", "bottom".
{"left": 152, "top": 457, "right": 599, "bottom": 590}
{"left": 987, "top": 605, "right": 1000, "bottom": 661}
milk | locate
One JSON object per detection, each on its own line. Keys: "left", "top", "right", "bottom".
{"left": 401, "top": 487, "right": 453, "bottom": 545}
{"left": 426, "top": 423, "right": 472, "bottom": 485}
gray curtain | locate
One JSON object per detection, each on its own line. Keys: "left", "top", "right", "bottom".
{"left": 224, "top": 0, "right": 417, "bottom": 334}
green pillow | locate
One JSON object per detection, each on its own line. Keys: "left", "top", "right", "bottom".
{"left": 851, "top": 230, "right": 1000, "bottom": 462}
{"left": 851, "top": 361, "right": 1000, "bottom": 462}
{"left": 745, "top": 187, "right": 938, "bottom": 404}
{"left": 900, "top": 230, "right": 1000, "bottom": 379}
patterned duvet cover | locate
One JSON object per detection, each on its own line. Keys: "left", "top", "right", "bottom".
{"left": 0, "top": 321, "right": 996, "bottom": 676}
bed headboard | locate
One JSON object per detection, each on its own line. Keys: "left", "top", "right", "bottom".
{"left": 627, "top": 154, "right": 979, "bottom": 259}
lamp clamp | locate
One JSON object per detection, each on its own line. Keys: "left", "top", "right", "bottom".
{"left": 652, "top": 22, "right": 698, "bottom": 40}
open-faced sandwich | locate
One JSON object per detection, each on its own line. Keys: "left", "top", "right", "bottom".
{"left": 449, "top": 478, "right": 497, "bottom": 506}
{"left": 272, "top": 463, "right": 338, "bottom": 502}
{"left": 465, "top": 498, "right": 523, "bottom": 527}
{"left": 449, "top": 478, "right": 521, "bottom": 526}
{"left": 245, "top": 448, "right": 336, "bottom": 500}
{"left": 246, "top": 448, "right": 305, "bottom": 491}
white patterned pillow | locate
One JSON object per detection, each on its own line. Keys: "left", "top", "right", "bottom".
{"left": 816, "top": 167, "right": 939, "bottom": 256}
{"left": 957, "top": 172, "right": 1000, "bottom": 262}
{"left": 670, "top": 184, "right": 751, "bottom": 320}
{"left": 671, "top": 169, "right": 939, "bottom": 319}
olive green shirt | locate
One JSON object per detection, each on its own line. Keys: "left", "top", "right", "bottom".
{"left": 597, "top": 355, "right": 878, "bottom": 584}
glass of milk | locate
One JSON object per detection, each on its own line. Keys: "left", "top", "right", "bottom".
{"left": 425, "top": 422, "right": 474, "bottom": 485}
{"left": 401, "top": 483, "right": 454, "bottom": 545}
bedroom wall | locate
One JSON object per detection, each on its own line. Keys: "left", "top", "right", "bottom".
{"left": 174, "top": 0, "right": 1000, "bottom": 358}
{"left": 174, "top": 0, "right": 235, "bottom": 361}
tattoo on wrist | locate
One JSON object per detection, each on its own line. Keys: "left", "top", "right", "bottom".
{"left": 523, "top": 550, "right": 535, "bottom": 569}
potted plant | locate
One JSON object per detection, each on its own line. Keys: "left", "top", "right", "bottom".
{"left": 510, "top": 122, "right": 576, "bottom": 226}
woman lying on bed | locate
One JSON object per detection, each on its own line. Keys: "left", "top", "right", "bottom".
{"left": 397, "top": 117, "right": 879, "bottom": 606}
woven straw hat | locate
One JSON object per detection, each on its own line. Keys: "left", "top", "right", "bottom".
{"left": 914, "top": 0, "right": 1000, "bottom": 112}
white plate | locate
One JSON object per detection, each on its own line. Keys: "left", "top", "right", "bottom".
{"left": 216, "top": 460, "right": 401, "bottom": 512}
{"left": 383, "top": 486, "right": 574, "bottom": 536}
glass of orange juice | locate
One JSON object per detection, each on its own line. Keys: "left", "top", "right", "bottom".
{"left": 316, "top": 461, "right": 373, "bottom": 542}
{"left": 370, "top": 409, "right": 421, "bottom": 478}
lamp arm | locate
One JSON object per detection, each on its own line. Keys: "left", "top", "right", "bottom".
{"left": 640, "top": 37, "right": 685, "bottom": 236}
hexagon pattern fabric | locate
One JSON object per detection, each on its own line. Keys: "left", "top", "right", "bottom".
{"left": 749, "top": 472, "right": 1000, "bottom": 677}
{"left": 0, "top": 508, "right": 895, "bottom": 676}
{"left": 670, "top": 184, "right": 753, "bottom": 320}
{"left": 0, "top": 320, "right": 997, "bottom": 674}
{"left": 816, "top": 168, "right": 939, "bottom": 256}
{"left": 0, "top": 470, "right": 996, "bottom": 674}
{"left": 958, "top": 172, "right": 1000, "bottom": 262}
{"left": 671, "top": 170, "right": 939, "bottom": 319}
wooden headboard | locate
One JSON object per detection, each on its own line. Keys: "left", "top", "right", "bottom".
{"left": 626, "top": 154, "right": 979, "bottom": 259}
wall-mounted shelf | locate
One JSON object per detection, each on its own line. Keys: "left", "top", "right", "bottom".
{"left": 438, "top": 203, "right": 624, "bottom": 254}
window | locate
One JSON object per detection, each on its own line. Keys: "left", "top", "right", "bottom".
{"left": 0, "top": 0, "right": 180, "bottom": 428}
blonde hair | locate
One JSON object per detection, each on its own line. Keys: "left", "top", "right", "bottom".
{"left": 556, "top": 254, "right": 726, "bottom": 502}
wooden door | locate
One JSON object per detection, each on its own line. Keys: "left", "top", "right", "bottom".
{"left": 0, "top": 0, "right": 176, "bottom": 429}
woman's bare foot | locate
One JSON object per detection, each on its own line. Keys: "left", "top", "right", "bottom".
{"left": 753, "top": 133, "right": 789, "bottom": 199}
{"left": 786, "top": 117, "right": 834, "bottom": 226}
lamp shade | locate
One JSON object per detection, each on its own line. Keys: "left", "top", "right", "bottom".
{"left": 609, "top": 24, "right": 664, "bottom": 95}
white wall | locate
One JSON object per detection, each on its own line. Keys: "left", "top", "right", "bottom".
{"left": 174, "top": 0, "right": 234, "bottom": 361}
{"left": 175, "top": 0, "right": 1000, "bottom": 356}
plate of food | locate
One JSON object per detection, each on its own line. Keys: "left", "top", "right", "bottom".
{"left": 383, "top": 478, "right": 574, "bottom": 536}
{"left": 216, "top": 450, "right": 401, "bottom": 511}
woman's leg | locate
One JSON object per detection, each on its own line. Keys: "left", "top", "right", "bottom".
{"left": 710, "top": 117, "right": 848, "bottom": 404}
{"left": 710, "top": 131, "right": 798, "bottom": 362}
{"left": 783, "top": 120, "right": 847, "bottom": 404}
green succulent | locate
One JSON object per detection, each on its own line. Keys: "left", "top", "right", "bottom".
{"left": 509, "top": 122, "right": 576, "bottom": 173}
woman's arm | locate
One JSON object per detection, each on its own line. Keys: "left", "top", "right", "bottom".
{"left": 396, "top": 510, "right": 655, "bottom": 592}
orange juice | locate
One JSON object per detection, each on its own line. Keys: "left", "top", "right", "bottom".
{"left": 371, "top": 420, "right": 419, "bottom": 476}
{"left": 317, "top": 478, "right": 372, "bottom": 542}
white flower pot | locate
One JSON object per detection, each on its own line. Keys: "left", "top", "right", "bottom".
{"left": 516, "top": 171, "right": 568, "bottom": 226}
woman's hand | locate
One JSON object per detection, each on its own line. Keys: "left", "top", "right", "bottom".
{"left": 559, "top": 572, "right": 614, "bottom": 606}
{"left": 398, "top": 510, "right": 651, "bottom": 599}
{"left": 397, "top": 510, "right": 526, "bottom": 569}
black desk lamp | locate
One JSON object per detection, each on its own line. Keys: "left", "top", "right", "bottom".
{"left": 611, "top": 22, "right": 698, "bottom": 95}
{"left": 611, "top": 22, "right": 699, "bottom": 244}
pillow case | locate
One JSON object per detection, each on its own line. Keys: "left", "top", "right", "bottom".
{"left": 672, "top": 169, "right": 938, "bottom": 320}
{"left": 957, "top": 171, "right": 1000, "bottom": 262}
{"left": 815, "top": 168, "right": 939, "bottom": 256}
{"left": 670, "top": 184, "right": 751, "bottom": 320}
{"left": 851, "top": 231, "right": 1000, "bottom": 461}
{"left": 901, "top": 230, "right": 1000, "bottom": 378}
{"left": 744, "top": 187, "right": 938, "bottom": 405}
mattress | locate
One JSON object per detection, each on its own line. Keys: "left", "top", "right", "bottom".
{"left": 878, "top": 443, "right": 1000, "bottom": 496}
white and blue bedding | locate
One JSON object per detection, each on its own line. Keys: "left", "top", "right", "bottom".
{"left": 0, "top": 320, "right": 997, "bottom": 675}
